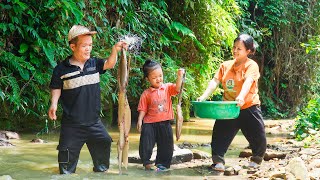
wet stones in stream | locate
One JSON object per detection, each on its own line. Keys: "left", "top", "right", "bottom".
{"left": 128, "top": 144, "right": 210, "bottom": 164}
{"left": 0, "top": 138, "right": 15, "bottom": 147}
{"left": 0, "top": 130, "right": 19, "bottom": 147}
{"left": 30, "top": 138, "right": 47, "bottom": 143}
{"left": 0, "top": 130, "right": 20, "bottom": 140}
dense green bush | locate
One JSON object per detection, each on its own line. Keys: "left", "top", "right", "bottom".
{"left": 294, "top": 98, "right": 320, "bottom": 141}
{"left": 1, "top": 0, "right": 319, "bottom": 133}
{"left": 0, "top": 0, "right": 203, "bottom": 130}
{"left": 237, "top": 0, "right": 320, "bottom": 118}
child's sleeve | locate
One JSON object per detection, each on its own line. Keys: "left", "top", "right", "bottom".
{"left": 167, "top": 83, "right": 179, "bottom": 96}
{"left": 137, "top": 92, "right": 148, "bottom": 112}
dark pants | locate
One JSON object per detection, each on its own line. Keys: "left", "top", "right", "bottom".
{"left": 211, "top": 105, "right": 267, "bottom": 164}
{"left": 139, "top": 120, "right": 173, "bottom": 168}
{"left": 57, "top": 120, "right": 112, "bottom": 174}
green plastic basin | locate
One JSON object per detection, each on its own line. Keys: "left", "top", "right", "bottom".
{"left": 192, "top": 101, "right": 240, "bottom": 120}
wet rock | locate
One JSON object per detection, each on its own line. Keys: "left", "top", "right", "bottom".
{"left": 239, "top": 149, "right": 252, "bottom": 158}
{"left": 0, "top": 131, "right": 20, "bottom": 140}
{"left": 190, "top": 149, "right": 211, "bottom": 159}
{"left": 30, "top": 138, "right": 46, "bottom": 143}
{"left": 178, "top": 142, "right": 198, "bottom": 149}
{"left": 224, "top": 167, "right": 237, "bottom": 176}
{"left": 0, "top": 133, "right": 7, "bottom": 140}
{"left": 233, "top": 165, "right": 242, "bottom": 172}
{"left": 128, "top": 152, "right": 142, "bottom": 163}
{"left": 177, "top": 142, "right": 211, "bottom": 149}
{"left": 223, "top": 165, "right": 242, "bottom": 176}
{"left": 247, "top": 169, "right": 258, "bottom": 174}
{"left": 0, "top": 139, "right": 15, "bottom": 147}
{"left": 239, "top": 149, "right": 287, "bottom": 161}
{"left": 270, "top": 171, "right": 286, "bottom": 179}
{"left": 0, "top": 175, "right": 13, "bottom": 180}
{"left": 267, "top": 144, "right": 287, "bottom": 151}
{"left": 264, "top": 151, "right": 286, "bottom": 161}
{"left": 128, "top": 145, "right": 193, "bottom": 164}
{"left": 171, "top": 148, "right": 193, "bottom": 164}
{"left": 200, "top": 143, "right": 210, "bottom": 147}
{"left": 286, "top": 157, "right": 309, "bottom": 180}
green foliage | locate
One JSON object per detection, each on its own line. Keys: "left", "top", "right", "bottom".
{"left": 2, "top": 0, "right": 319, "bottom": 131}
{"left": 294, "top": 34, "right": 320, "bottom": 142}
{"left": 237, "top": 0, "right": 320, "bottom": 118}
{"left": 294, "top": 98, "right": 320, "bottom": 141}
{"left": 0, "top": 0, "right": 93, "bottom": 130}
{"left": 167, "top": 0, "right": 240, "bottom": 103}
{"left": 0, "top": 0, "right": 204, "bottom": 129}
{"left": 301, "top": 35, "right": 320, "bottom": 99}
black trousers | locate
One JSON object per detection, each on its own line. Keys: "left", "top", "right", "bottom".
{"left": 139, "top": 120, "right": 173, "bottom": 168}
{"left": 211, "top": 105, "right": 267, "bottom": 164}
{"left": 57, "top": 120, "right": 112, "bottom": 174}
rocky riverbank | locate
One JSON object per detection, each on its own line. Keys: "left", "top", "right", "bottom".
{"left": 1, "top": 120, "right": 319, "bottom": 179}
{"left": 128, "top": 120, "right": 320, "bottom": 179}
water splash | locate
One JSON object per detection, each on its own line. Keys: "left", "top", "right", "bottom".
{"left": 119, "top": 34, "right": 143, "bottom": 54}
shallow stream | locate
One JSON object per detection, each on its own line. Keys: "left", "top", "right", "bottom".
{"left": 0, "top": 119, "right": 278, "bottom": 179}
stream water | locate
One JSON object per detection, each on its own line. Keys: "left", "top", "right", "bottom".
{"left": 0, "top": 119, "right": 277, "bottom": 180}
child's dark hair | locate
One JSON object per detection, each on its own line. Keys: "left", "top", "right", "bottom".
{"left": 234, "top": 34, "right": 257, "bottom": 55}
{"left": 142, "top": 59, "right": 161, "bottom": 78}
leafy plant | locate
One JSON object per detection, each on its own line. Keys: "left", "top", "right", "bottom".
{"left": 294, "top": 98, "right": 320, "bottom": 141}
{"left": 237, "top": 0, "right": 320, "bottom": 118}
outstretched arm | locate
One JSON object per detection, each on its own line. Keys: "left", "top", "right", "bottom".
{"left": 175, "top": 68, "right": 185, "bottom": 93}
{"left": 103, "top": 41, "right": 128, "bottom": 70}
{"left": 197, "top": 78, "right": 220, "bottom": 101}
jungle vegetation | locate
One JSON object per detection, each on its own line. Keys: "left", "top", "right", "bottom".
{"left": 0, "top": 0, "right": 319, "bottom": 140}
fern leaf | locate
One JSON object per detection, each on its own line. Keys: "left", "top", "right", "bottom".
{"left": 19, "top": 43, "right": 29, "bottom": 54}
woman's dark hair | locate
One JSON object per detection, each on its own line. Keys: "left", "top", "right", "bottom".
{"left": 234, "top": 34, "right": 257, "bottom": 55}
{"left": 142, "top": 59, "right": 161, "bottom": 78}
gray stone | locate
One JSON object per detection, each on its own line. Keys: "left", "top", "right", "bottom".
{"left": 128, "top": 145, "right": 193, "bottom": 164}
{"left": 30, "top": 138, "right": 46, "bottom": 143}
{"left": 239, "top": 149, "right": 252, "bottom": 158}
{"left": 0, "top": 139, "right": 14, "bottom": 147}
{"left": 299, "top": 148, "right": 320, "bottom": 156}
{"left": 264, "top": 151, "right": 287, "bottom": 161}
{"left": 309, "top": 168, "right": 320, "bottom": 180}
{"left": 0, "top": 175, "right": 13, "bottom": 180}
{"left": 286, "top": 157, "right": 309, "bottom": 180}
{"left": 0, "top": 131, "right": 20, "bottom": 140}
{"left": 191, "top": 149, "right": 211, "bottom": 159}
{"left": 171, "top": 148, "right": 193, "bottom": 164}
